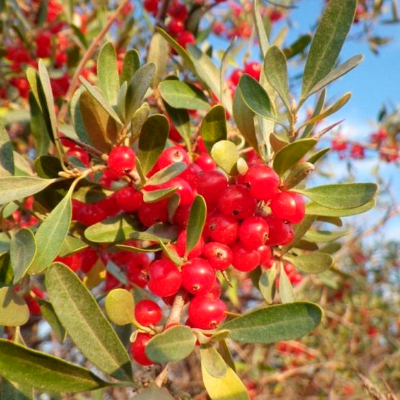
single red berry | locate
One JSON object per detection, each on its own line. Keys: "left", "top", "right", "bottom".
{"left": 178, "top": 163, "right": 201, "bottom": 190}
{"left": 168, "top": 2, "right": 188, "bottom": 20}
{"left": 244, "top": 61, "right": 262, "bottom": 81}
{"left": 231, "top": 242, "right": 260, "bottom": 272}
{"left": 229, "top": 68, "right": 244, "bottom": 86}
{"left": 176, "top": 230, "right": 204, "bottom": 259}
{"left": 176, "top": 31, "right": 195, "bottom": 48}
{"left": 66, "top": 147, "right": 90, "bottom": 167}
{"left": 135, "top": 300, "right": 162, "bottom": 326}
{"left": 76, "top": 203, "right": 107, "bottom": 226}
{"left": 188, "top": 293, "right": 227, "bottom": 330}
{"left": 148, "top": 259, "right": 182, "bottom": 297}
{"left": 202, "top": 242, "right": 232, "bottom": 271}
{"left": 116, "top": 186, "right": 143, "bottom": 212}
{"left": 239, "top": 216, "right": 269, "bottom": 250}
{"left": 130, "top": 332, "right": 153, "bottom": 366}
{"left": 195, "top": 152, "right": 216, "bottom": 171}
{"left": 218, "top": 185, "right": 256, "bottom": 220}
{"left": 197, "top": 171, "right": 228, "bottom": 210}
{"left": 238, "top": 165, "right": 280, "bottom": 202}
{"left": 257, "top": 244, "right": 272, "bottom": 266}
{"left": 138, "top": 200, "right": 168, "bottom": 227}
{"left": 126, "top": 267, "right": 148, "bottom": 289}
{"left": 206, "top": 213, "right": 239, "bottom": 245}
{"left": 209, "top": 278, "right": 222, "bottom": 298}
{"left": 163, "top": 177, "right": 195, "bottom": 207}
{"left": 107, "top": 146, "right": 136, "bottom": 177}
{"left": 172, "top": 205, "right": 191, "bottom": 229}
{"left": 156, "top": 147, "right": 190, "bottom": 171}
{"left": 97, "top": 195, "right": 120, "bottom": 218}
{"left": 270, "top": 191, "right": 305, "bottom": 224}
{"left": 263, "top": 215, "right": 294, "bottom": 246}
{"left": 167, "top": 19, "right": 185, "bottom": 35}
{"left": 79, "top": 247, "right": 98, "bottom": 274}
{"left": 144, "top": 0, "right": 159, "bottom": 12}
{"left": 181, "top": 258, "right": 215, "bottom": 295}
{"left": 55, "top": 253, "right": 82, "bottom": 272}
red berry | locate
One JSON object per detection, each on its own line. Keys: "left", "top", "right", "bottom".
{"left": 130, "top": 332, "right": 153, "bottom": 366}
{"left": 107, "top": 146, "right": 136, "bottom": 177}
{"left": 188, "top": 294, "right": 227, "bottom": 330}
{"left": 206, "top": 213, "right": 239, "bottom": 245}
{"left": 239, "top": 216, "right": 269, "bottom": 250}
{"left": 181, "top": 258, "right": 215, "bottom": 295}
{"left": 238, "top": 165, "right": 280, "bottom": 202}
{"left": 76, "top": 203, "right": 107, "bottom": 226}
{"left": 176, "top": 230, "right": 204, "bottom": 259}
{"left": 202, "top": 242, "right": 232, "bottom": 271}
{"left": 209, "top": 278, "right": 222, "bottom": 298}
{"left": 195, "top": 152, "right": 216, "bottom": 171}
{"left": 270, "top": 191, "right": 305, "bottom": 224}
{"left": 172, "top": 205, "right": 191, "bottom": 229}
{"left": 66, "top": 147, "right": 90, "bottom": 167}
{"left": 163, "top": 177, "right": 195, "bottom": 207}
{"left": 168, "top": 2, "right": 188, "bottom": 20}
{"left": 218, "top": 185, "right": 256, "bottom": 220}
{"left": 167, "top": 19, "right": 185, "bottom": 35}
{"left": 144, "top": 0, "right": 159, "bottom": 12}
{"left": 178, "top": 163, "right": 201, "bottom": 190}
{"left": 257, "top": 245, "right": 272, "bottom": 266}
{"left": 156, "top": 147, "right": 190, "bottom": 171}
{"left": 176, "top": 31, "right": 195, "bottom": 48}
{"left": 148, "top": 259, "right": 182, "bottom": 297}
{"left": 135, "top": 299, "right": 162, "bottom": 326}
{"left": 79, "top": 247, "right": 98, "bottom": 274}
{"left": 263, "top": 215, "right": 294, "bottom": 246}
{"left": 244, "top": 61, "right": 262, "bottom": 81}
{"left": 231, "top": 242, "right": 260, "bottom": 272}
{"left": 138, "top": 200, "right": 168, "bottom": 227}
{"left": 55, "top": 253, "right": 82, "bottom": 272}
{"left": 115, "top": 186, "right": 143, "bottom": 212}
{"left": 197, "top": 171, "right": 228, "bottom": 210}
{"left": 229, "top": 69, "right": 244, "bottom": 86}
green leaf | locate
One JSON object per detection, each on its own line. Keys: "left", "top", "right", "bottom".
{"left": 279, "top": 263, "right": 295, "bottom": 303}
{"left": 200, "top": 345, "right": 227, "bottom": 378}
{"left": 134, "top": 382, "right": 174, "bottom": 400}
{"left": 306, "top": 199, "right": 376, "bottom": 217}
{"left": 270, "top": 133, "right": 289, "bottom": 153}
{"left": 120, "top": 49, "right": 140, "bottom": 85}
{"left": 284, "top": 253, "right": 334, "bottom": 274}
{"left": 283, "top": 162, "right": 315, "bottom": 190}
{"left": 0, "top": 177, "right": 57, "bottom": 206}
{"left": 220, "top": 302, "right": 322, "bottom": 344}
{"left": 304, "top": 229, "right": 350, "bottom": 243}
{"left": 79, "top": 77, "right": 122, "bottom": 125}
{"left": 282, "top": 216, "right": 316, "bottom": 253}
{"left": 238, "top": 74, "right": 278, "bottom": 124}
{"left": 283, "top": 34, "right": 312, "bottom": 59}
{"left": 259, "top": 268, "right": 276, "bottom": 304}
{"left": 0, "top": 377, "right": 32, "bottom": 400}
{"left": 146, "top": 163, "right": 187, "bottom": 186}
{"left": 29, "top": 94, "right": 50, "bottom": 157}
{"left": 253, "top": 0, "right": 269, "bottom": 56}
{"left": 163, "top": 103, "right": 191, "bottom": 150}
{"left": 301, "top": 89, "right": 326, "bottom": 139}
{"left": 131, "top": 223, "right": 178, "bottom": 243}
{"left": 186, "top": 195, "right": 206, "bottom": 256}
{"left": 37, "top": 298, "right": 67, "bottom": 343}
{"left": 84, "top": 215, "right": 139, "bottom": 243}
{"left": 138, "top": 115, "right": 169, "bottom": 175}
{"left": 147, "top": 33, "right": 168, "bottom": 88}
{"left": 105, "top": 289, "right": 135, "bottom": 326}
{"left": 306, "top": 54, "right": 364, "bottom": 98}
{"left": 125, "top": 63, "right": 156, "bottom": 122}
{"left": 98, "top": 42, "right": 119, "bottom": 106}
{"left": 159, "top": 241, "right": 183, "bottom": 266}
{"left": 0, "top": 339, "right": 112, "bottom": 392}
{"left": 0, "top": 253, "right": 13, "bottom": 285}
{"left": 70, "top": 87, "right": 93, "bottom": 145}
{"left": 296, "top": 183, "right": 377, "bottom": 210}
{"left": 0, "top": 121, "right": 14, "bottom": 177}
{"left": 307, "top": 147, "right": 330, "bottom": 164}
{"left": 211, "top": 141, "right": 239, "bottom": 175}
{"left": 143, "top": 187, "right": 177, "bottom": 203}
{"left": 0, "top": 233, "right": 10, "bottom": 256}
{"left": 201, "top": 360, "right": 249, "bottom": 400}
{"left": 301, "top": 92, "right": 352, "bottom": 128}
{"left": 264, "top": 46, "right": 291, "bottom": 114}
{"left": 28, "top": 192, "right": 72, "bottom": 274}
{"left": 232, "top": 87, "right": 258, "bottom": 154}
{"left": 201, "top": 105, "right": 227, "bottom": 153}
{"left": 0, "top": 287, "right": 29, "bottom": 326}
{"left": 301, "top": 0, "right": 357, "bottom": 99}
{"left": 145, "top": 326, "right": 196, "bottom": 363}
{"left": 46, "top": 263, "right": 133, "bottom": 381}
{"left": 273, "top": 139, "right": 317, "bottom": 177}
{"left": 159, "top": 80, "right": 209, "bottom": 110}
{"left": 130, "top": 103, "right": 151, "bottom": 139}
{"left": 59, "top": 235, "right": 88, "bottom": 257}
{"left": 35, "top": 155, "right": 62, "bottom": 179}
{"left": 317, "top": 216, "right": 343, "bottom": 227}
{"left": 10, "top": 228, "right": 36, "bottom": 283}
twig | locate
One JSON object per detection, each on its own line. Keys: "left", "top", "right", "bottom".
{"left": 154, "top": 364, "right": 169, "bottom": 387}
{"left": 164, "top": 290, "right": 186, "bottom": 326}
{"left": 57, "top": 0, "right": 130, "bottom": 123}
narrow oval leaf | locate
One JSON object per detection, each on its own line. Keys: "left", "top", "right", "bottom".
{"left": 0, "top": 177, "right": 57, "bottom": 206}
{"left": 307, "top": 147, "right": 330, "bottom": 164}
{"left": 120, "top": 49, "right": 140, "bottom": 85}
{"left": 0, "top": 339, "right": 111, "bottom": 393}
{"left": 211, "top": 141, "right": 239, "bottom": 175}
{"left": 84, "top": 215, "right": 139, "bottom": 243}
{"left": 220, "top": 302, "right": 323, "bottom": 344}
{"left": 200, "top": 345, "right": 227, "bottom": 378}
{"left": 46, "top": 263, "right": 133, "bottom": 381}
{"left": 131, "top": 103, "right": 151, "bottom": 139}
{"left": 145, "top": 326, "right": 196, "bottom": 363}
{"left": 301, "top": 88, "right": 327, "bottom": 139}
{"left": 307, "top": 54, "right": 364, "bottom": 97}
{"left": 284, "top": 253, "right": 334, "bottom": 274}
{"left": 146, "top": 162, "right": 187, "bottom": 186}
{"left": 0, "top": 121, "right": 14, "bottom": 177}
{"left": 279, "top": 263, "right": 295, "bottom": 304}
{"left": 282, "top": 216, "right": 316, "bottom": 253}
{"left": 264, "top": 46, "right": 291, "bottom": 113}
{"left": 1, "top": 377, "right": 32, "bottom": 400}
{"left": 143, "top": 187, "right": 177, "bottom": 203}
{"left": 304, "top": 229, "right": 350, "bottom": 243}
{"left": 163, "top": 103, "right": 191, "bottom": 150}
{"left": 273, "top": 139, "right": 317, "bottom": 177}
{"left": 37, "top": 298, "right": 67, "bottom": 343}
{"left": 0, "top": 287, "right": 29, "bottom": 326}
{"left": 296, "top": 183, "right": 377, "bottom": 210}
{"left": 306, "top": 199, "right": 376, "bottom": 217}
{"left": 201, "top": 362, "right": 249, "bottom": 400}
{"left": 159, "top": 241, "right": 183, "bottom": 266}
{"left": 259, "top": 268, "right": 276, "bottom": 304}
{"left": 59, "top": 236, "right": 88, "bottom": 257}
{"left": 125, "top": 63, "right": 156, "bottom": 122}
{"left": 10, "top": 228, "right": 36, "bottom": 283}
{"left": 159, "top": 80, "right": 209, "bottom": 110}
{"left": 201, "top": 105, "right": 228, "bottom": 153}
{"left": 138, "top": 114, "right": 169, "bottom": 175}
{"left": 105, "top": 289, "right": 135, "bottom": 326}
{"left": 147, "top": 32, "right": 168, "bottom": 88}
{"left": 98, "top": 42, "right": 119, "bottom": 106}
{"left": 301, "top": 0, "right": 357, "bottom": 99}
{"left": 186, "top": 195, "right": 206, "bottom": 256}
{"left": 28, "top": 192, "right": 72, "bottom": 274}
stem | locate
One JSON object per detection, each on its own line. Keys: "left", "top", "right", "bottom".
{"left": 57, "top": 0, "right": 130, "bottom": 123}
{"left": 55, "top": 137, "right": 107, "bottom": 160}
{"left": 154, "top": 364, "right": 169, "bottom": 387}
{"left": 155, "top": 0, "right": 173, "bottom": 26}
{"left": 164, "top": 290, "right": 185, "bottom": 326}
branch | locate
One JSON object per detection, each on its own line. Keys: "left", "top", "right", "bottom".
{"left": 164, "top": 290, "right": 186, "bottom": 326}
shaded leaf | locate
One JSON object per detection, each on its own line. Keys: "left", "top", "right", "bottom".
{"left": 0, "top": 287, "right": 29, "bottom": 326}
{"left": 97, "top": 42, "right": 119, "bottom": 106}
{"left": 279, "top": 263, "right": 295, "bottom": 303}
{"left": 259, "top": 268, "right": 276, "bottom": 304}
{"left": 284, "top": 252, "right": 334, "bottom": 274}
{"left": 120, "top": 49, "right": 140, "bottom": 85}
{"left": 200, "top": 345, "right": 227, "bottom": 378}
{"left": 307, "top": 147, "right": 330, "bottom": 164}
{"left": 59, "top": 235, "right": 88, "bottom": 257}
{"left": 201, "top": 105, "right": 227, "bottom": 153}
{"left": 186, "top": 195, "right": 206, "bottom": 256}
{"left": 146, "top": 163, "right": 187, "bottom": 186}
{"left": 37, "top": 298, "right": 67, "bottom": 343}
{"left": 10, "top": 228, "right": 36, "bottom": 283}
{"left": 0, "top": 121, "right": 14, "bottom": 177}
